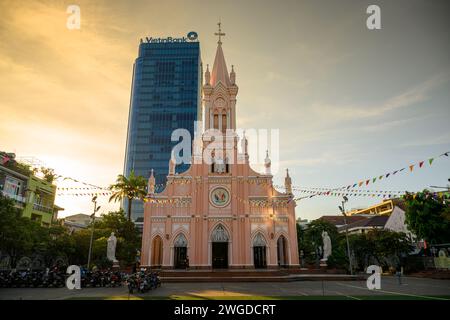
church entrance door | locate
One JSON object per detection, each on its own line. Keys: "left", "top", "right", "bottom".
{"left": 211, "top": 224, "right": 230, "bottom": 269}
{"left": 174, "top": 247, "right": 187, "bottom": 269}
{"left": 212, "top": 242, "right": 228, "bottom": 269}
{"left": 253, "top": 246, "right": 267, "bottom": 268}
{"left": 173, "top": 234, "right": 188, "bottom": 269}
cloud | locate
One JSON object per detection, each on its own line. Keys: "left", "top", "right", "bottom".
{"left": 264, "top": 71, "right": 311, "bottom": 89}
{"left": 309, "top": 73, "right": 447, "bottom": 121}
{"left": 399, "top": 132, "right": 450, "bottom": 148}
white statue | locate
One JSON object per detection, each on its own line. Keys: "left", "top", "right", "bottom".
{"left": 107, "top": 232, "right": 118, "bottom": 263}
{"left": 214, "top": 157, "right": 226, "bottom": 173}
{"left": 321, "top": 231, "right": 332, "bottom": 262}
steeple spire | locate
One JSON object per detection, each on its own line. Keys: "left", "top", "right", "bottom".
{"left": 230, "top": 65, "right": 236, "bottom": 85}
{"left": 204, "top": 64, "right": 210, "bottom": 85}
{"left": 148, "top": 169, "right": 155, "bottom": 195}
{"left": 169, "top": 151, "right": 176, "bottom": 175}
{"left": 285, "top": 169, "right": 293, "bottom": 194}
{"left": 264, "top": 150, "right": 271, "bottom": 175}
{"left": 210, "top": 22, "right": 231, "bottom": 87}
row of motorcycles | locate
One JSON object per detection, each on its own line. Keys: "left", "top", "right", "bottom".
{"left": 80, "top": 270, "right": 124, "bottom": 288}
{"left": 125, "top": 271, "right": 161, "bottom": 294}
{"left": 0, "top": 268, "right": 160, "bottom": 291}
{"left": 0, "top": 269, "right": 66, "bottom": 288}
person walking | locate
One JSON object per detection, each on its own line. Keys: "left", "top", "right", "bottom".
{"left": 395, "top": 263, "right": 402, "bottom": 285}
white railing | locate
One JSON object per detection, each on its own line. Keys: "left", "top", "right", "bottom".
{"left": 1, "top": 190, "right": 26, "bottom": 203}
{"left": 33, "top": 203, "right": 53, "bottom": 214}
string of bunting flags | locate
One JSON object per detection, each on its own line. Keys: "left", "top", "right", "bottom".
{"left": 54, "top": 175, "right": 109, "bottom": 190}
{"left": 330, "top": 150, "right": 448, "bottom": 190}
{"left": 287, "top": 187, "right": 407, "bottom": 194}
{"left": 289, "top": 150, "right": 450, "bottom": 201}
{"left": 55, "top": 150, "right": 450, "bottom": 204}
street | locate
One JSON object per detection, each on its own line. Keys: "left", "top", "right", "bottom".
{"left": 0, "top": 276, "right": 449, "bottom": 300}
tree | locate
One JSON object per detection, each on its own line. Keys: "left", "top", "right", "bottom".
{"left": 349, "top": 230, "right": 412, "bottom": 271}
{"left": 0, "top": 195, "right": 41, "bottom": 268}
{"left": 305, "top": 219, "right": 339, "bottom": 249}
{"left": 39, "top": 167, "right": 56, "bottom": 183}
{"left": 70, "top": 211, "right": 141, "bottom": 268}
{"left": 95, "top": 210, "right": 141, "bottom": 266}
{"left": 0, "top": 194, "right": 20, "bottom": 234}
{"left": 302, "top": 219, "right": 339, "bottom": 266}
{"left": 109, "top": 171, "right": 147, "bottom": 221}
{"left": 403, "top": 190, "right": 450, "bottom": 244}
{"left": 42, "top": 225, "right": 76, "bottom": 266}
{"left": 0, "top": 195, "right": 78, "bottom": 268}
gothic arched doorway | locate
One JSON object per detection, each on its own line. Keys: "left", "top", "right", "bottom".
{"left": 173, "top": 234, "right": 188, "bottom": 269}
{"left": 151, "top": 236, "right": 163, "bottom": 267}
{"left": 277, "top": 235, "right": 288, "bottom": 267}
{"left": 211, "top": 224, "right": 229, "bottom": 269}
{"left": 253, "top": 233, "right": 267, "bottom": 269}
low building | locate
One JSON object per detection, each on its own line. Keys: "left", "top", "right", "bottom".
{"left": 318, "top": 215, "right": 368, "bottom": 229}
{"left": 0, "top": 151, "right": 63, "bottom": 227}
{"left": 63, "top": 213, "right": 95, "bottom": 226}
{"left": 62, "top": 213, "right": 103, "bottom": 232}
{"left": 337, "top": 215, "right": 389, "bottom": 234}
{"left": 347, "top": 199, "right": 396, "bottom": 216}
{"left": 334, "top": 199, "right": 415, "bottom": 238}
{"left": 62, "top": 220, "right": 89, "bottom": 233}
{"left": 0, "top": 154, "right": 28, "bottom": 210}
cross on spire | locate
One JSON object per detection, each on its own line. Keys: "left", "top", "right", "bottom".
{"left": 215, "top": 21, "right": 225, "bottom": 44}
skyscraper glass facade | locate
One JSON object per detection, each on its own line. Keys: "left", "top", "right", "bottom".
{"left": 123, "top": 38, "right": 202, "bottom": 221}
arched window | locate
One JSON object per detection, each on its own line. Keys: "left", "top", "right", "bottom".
{"left": 253, "top": 233, "right": 267, "bottom": 247}
{"left": 211, "top": 224, "right": 229, "bottom": 242}
{"left": 222, "top": 114, "right": 227, "bottom": 133}
{"left": 225, "top": 157, "right": 229, "bottom": 173}
{"left": 213, "top": 114, "right": 219, "bottom": 129}
{"left": 174, "top": 233, "right": 188, "bottom": 247}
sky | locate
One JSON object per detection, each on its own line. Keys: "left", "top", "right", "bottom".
{"left": 0, "top": 0, "right": 449, "bottom": 220}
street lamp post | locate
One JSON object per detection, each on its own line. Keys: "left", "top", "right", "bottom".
{"left": 87, "top": 196, "right": 101, "bottom": 270}
{"left": 339, "top": 196, "right": 353, "bottom": 275}
{"left": 430, "top": 178, "right": 450, "bottom": 191}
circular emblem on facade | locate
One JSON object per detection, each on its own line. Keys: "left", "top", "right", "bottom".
{"left": 210, "top": 187, "right": 231, "bottom": 208}
{"left": 187, "top": 31, "right": 198, "bottom": 41}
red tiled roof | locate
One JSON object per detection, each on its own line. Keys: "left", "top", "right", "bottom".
{"left": 318, "top": 215, "right": 368, "bottom": 226}
{"left": 338, "top": 215, "right": 389, "bottom": 232}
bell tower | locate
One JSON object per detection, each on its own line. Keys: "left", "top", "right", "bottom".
{"left": 202, "top": 23, "right": 239, "bottom": 173}
{"left": 203, "top": 22, "right": 239, "bottom": 133}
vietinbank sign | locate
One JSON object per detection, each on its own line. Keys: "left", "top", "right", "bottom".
{"left": 145, "top": 31, "right": 198, "bottom": 43}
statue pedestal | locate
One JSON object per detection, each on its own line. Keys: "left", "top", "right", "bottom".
{"left": 112, "top": 261, "right": 120, "bottom": 270}
{"left": 320, "top": 260, "right": 328, "bottom": 269}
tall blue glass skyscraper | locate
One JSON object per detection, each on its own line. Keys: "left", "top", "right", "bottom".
{"left": 123, "top": 33, "right": 202, "bottom": 221}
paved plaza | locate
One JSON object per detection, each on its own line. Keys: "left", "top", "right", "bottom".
{"left": 0, "top": 276, "right": 449, "bottom": 300}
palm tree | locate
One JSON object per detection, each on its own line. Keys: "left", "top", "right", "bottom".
{"left": 109, "top": 171, "right": 147, "bottom": 221}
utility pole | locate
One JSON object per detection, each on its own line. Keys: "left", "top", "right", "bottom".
{"left": 87, "top": 196, "right": 101, "bottom": 270}
{"left": 339, "top": 196, "right": 353, "bottom": 275}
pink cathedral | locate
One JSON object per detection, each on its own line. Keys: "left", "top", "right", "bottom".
{"left": 141, "top": 29, "right": 299, "bottom": 269}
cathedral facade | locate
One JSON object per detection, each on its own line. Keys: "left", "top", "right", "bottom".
{"left": 140, "top": 31, "right": 299, "bottom": 269}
